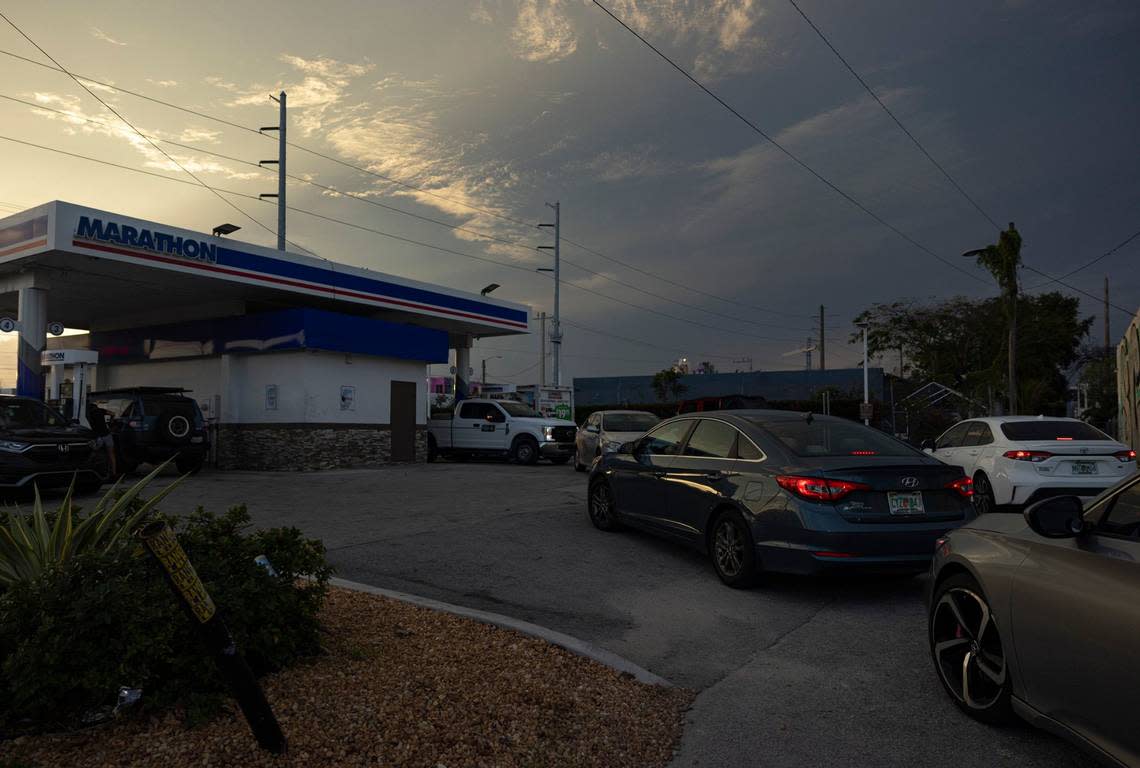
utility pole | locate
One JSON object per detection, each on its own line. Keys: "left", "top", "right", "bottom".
{"left": 805, "top": 337, "right": 813, "bottom": 371}
{"left": 259, "top": 91, "right": 287, "bottom": 250}
{"left": 538, "top": 202, "right": 562, "bottom": 385}
{"left": 819, "top": 305, "right": 825, "bottom": 371}
{"left": 1104, "top": 276, "right": 1111, "bottom": 352}
{"left": 539, "top": 312, "right": 547, "bottom": 386}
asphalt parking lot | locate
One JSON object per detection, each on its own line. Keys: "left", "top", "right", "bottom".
{"left": 165, "top": 463, "right": 1090, "bottom": 768}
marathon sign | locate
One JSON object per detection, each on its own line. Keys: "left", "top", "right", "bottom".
{"left": 76, "top": 216, "right": 217, "bottom": 264}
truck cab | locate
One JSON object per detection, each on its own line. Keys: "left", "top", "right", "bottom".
{"left": 427, "top": 398, "right": 577, "bottom": 465}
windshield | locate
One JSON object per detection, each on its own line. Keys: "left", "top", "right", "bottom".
{"left": 498, "top": 401, "right": 540, "bottom": 418}
{"left": 1000, "top": 420, "right": 1111, "bottom": 441}
{"left": 0, "top": 399, "right": 69, "bottom": 429}
{"left": 750, "top": 417, "right": 919, "bottom": 458}
{"left": 603, "top": 413, "right": 659, "bottom": 432}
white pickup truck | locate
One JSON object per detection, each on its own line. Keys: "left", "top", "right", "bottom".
{"left": 427, "top": 398, "right": 578, "bottom": 465}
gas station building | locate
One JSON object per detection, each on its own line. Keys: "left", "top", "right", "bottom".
{"left": 0, "top": 201, "right": 529, "bottom": 469}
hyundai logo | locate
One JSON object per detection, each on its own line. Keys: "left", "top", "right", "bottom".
{"left": 901, "top": 476, "right": 920, "bottom": 488}
{"left": 57, "top": 443, "right": 70, "bottom": 454}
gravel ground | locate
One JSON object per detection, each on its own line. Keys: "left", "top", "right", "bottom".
{"left": 0, "top": 588, "right": 692, "bottom": 768}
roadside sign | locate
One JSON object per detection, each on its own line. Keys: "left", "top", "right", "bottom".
{"left": 859, "top": 402, "right": 874, "bottom": 421}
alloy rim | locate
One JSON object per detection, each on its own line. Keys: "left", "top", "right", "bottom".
{"left": 931, "top": 587, "right": 1007, "bottom": 709}
{"left": 590, "top": 485, "right": 612, "bottom": 525}
{"left": 974, "top": 477, "right": 994, "bottom": 514}
{"left": 518, "top": 443, "right": 534, "bottom": 462}
{"left": 714, "top": 519, "right": 744, "bottom": 577}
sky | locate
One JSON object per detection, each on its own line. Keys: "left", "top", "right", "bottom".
{"left": 1, "top": 0, "right": 1138, "bottom": 387}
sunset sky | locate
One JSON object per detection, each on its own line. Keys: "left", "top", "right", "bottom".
{"left": 1, "top": 0, "right": 1138, "bottom": 385}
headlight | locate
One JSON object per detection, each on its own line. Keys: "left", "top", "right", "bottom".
{"left": 543, "top": 426, "right": 556, "bottom": 441}
{"left": 603, "top": 440, "right": 624, "bottom": 453}
{"left": 0, "top": 440, "right": 31, "bottom": 453}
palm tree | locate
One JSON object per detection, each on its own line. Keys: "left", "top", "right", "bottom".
{"left": 965, "top": 223, "right": 1023, "bottom": 414}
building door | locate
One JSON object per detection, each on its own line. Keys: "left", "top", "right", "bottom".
{"left": 390, "top": 380, "right": 417, "bottom": 462}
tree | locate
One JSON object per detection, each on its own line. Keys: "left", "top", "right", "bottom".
{"left": 852, "top": 292, "right": 1092, "bottom": 415}
{"left": 966, "top": 223, "right": 1023, "bottom": 413}
{"left": 651, "top": 368, "right": 687, "bottom": 402}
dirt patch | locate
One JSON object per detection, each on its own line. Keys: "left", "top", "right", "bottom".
{"left": 1, "top": 587, "right": 692, "bottom": 767}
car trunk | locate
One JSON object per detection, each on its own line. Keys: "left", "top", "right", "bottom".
{"left": 1008, "top": 440, "right": 1125, "bottom": 479}
{"left": 811, "top": 458, "right": 971, "bottom": 523}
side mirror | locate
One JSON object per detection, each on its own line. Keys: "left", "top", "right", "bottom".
{"left": 921, "top": 439, "right": 935, "bottom": 452}
{"left": 1024, "top": 495, "right": 1085, "bottom": 538}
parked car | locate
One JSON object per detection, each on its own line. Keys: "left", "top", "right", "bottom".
{"left": 0, "top": 395, "right": 105, "bottom": 493}
{"left": 677, "top": 395, "right": 767, "bottom": 414}
{"left": 88, "top": 387, "right": 210, "bottom": 474}
{"left": 574, "top": 410, "right": 659, "bottom": 472}
{"left": 924, "top": 416, "right": 1136, "bottom": 514}
{"left": 587, "top": 410, "right": 976, "bottom": 587}
{"left": 927, "top": 474, "right": 1140, "bottom": 766}
{"left": 427, "top": 398, "right": 577, "bottom": 465}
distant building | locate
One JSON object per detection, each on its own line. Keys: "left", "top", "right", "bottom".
{"left": 574, "top": 367, "right": 886, "bottom": 407}
{"left": 1118, "top": 310, "right": 1140, "bottom": 450}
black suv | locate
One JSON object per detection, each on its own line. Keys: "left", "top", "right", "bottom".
{"left": 0, "top": 395, "right": 105, "bottom": 493}
{"left": 88, "top": 387, "right": 210, "bottom": 474}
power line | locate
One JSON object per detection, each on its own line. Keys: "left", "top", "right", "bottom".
{"left": 1023, "top": 225, "right": 1140, "bottom": 290}
{"left": 784, "top": 0, "right": 1002, "bottom": 232}
{"left": 0, "top": 12, "right": 284, "bottom": 246}
{"left": 1022, "top": 265, "right": 1136, "bottom": 317}
{"left": 0, "top": 46, "right": 825, "bottom": 322}
{"left": 590, "top": 0, "right": 990, "bottom": 286}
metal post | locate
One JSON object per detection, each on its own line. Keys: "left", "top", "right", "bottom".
{"left": 538, "top": 203, "right": 562, "bottom": 385}
{"left": 1104, "top": 276, "right": 1110, "bottom": 352}
{"left": 862, "top": 326, "right": 870, "bottom": 425}
{"left": 819, "top": 305, "right": 825, "bottom": 371}
{"left": 454, "top": 340, "right": 471, "bottom": 402}
{"left": 539, "top": 312, "right": 547, "bottom": 386}
{"left": 259, "top": 91, "right": 286, "bottom": 251}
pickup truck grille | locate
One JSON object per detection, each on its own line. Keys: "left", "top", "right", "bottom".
{"left": 551, "top": 426, "right": 576, "bottom": 442}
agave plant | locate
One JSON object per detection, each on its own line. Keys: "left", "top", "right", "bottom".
{"left": 0, "top": 460, "right": 187, "bottom": 588}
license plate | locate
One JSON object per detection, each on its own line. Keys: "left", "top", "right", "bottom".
{"left": 888, "top": 491, "right": 925, "bottom": 515}
{"left": 1071, "top": 461, "right": 1098, "bottom": 475}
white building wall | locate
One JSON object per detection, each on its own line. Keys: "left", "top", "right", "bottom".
{"left": 99, "top": 350, "right": 427, "bottom": 425}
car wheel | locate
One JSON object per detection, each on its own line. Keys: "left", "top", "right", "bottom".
{"left": 588, "top": 480, "right": 622, "bottom": 531}
{"left": 709, "top": 510, "right": 758, "bottom": 588}
{"left": 512, "top": 436, "right": 539, "bottom": 465}
{"left": 426, "top": 435, "right": 438, "bottom": 463}
{"left": 973, "top": 472, "right": 997, "bottom": 515}
{"left": 929, "top": 573, "right": 1013, "bottom": 724}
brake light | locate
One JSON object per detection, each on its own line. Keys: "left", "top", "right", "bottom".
{"left": 776, "top": 475, "right": 870, "bottom": 502}
{"left": 1115, "top": 449, "right": 1137, "bottom": 463}
{"left": 1003, "top": 450, "right": 1052, "bottom": 463}
{"left": 945, "top": 476, "right": 973, "bottom": 498}
{"left": 850, "top": 450, "right": 877, "bottom": 456}
{"left": 811, "top": 551, "right": 857, "bottom": 558}
{"left": 1055, "top": 436, "right": 1073, "bottom": 441}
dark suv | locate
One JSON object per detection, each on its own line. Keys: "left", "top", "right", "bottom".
{"left": 0, "top": 395, "right": 105, "bottom": 493}
{"left": 88, "top": 387, "right": 210, "bottom": 474}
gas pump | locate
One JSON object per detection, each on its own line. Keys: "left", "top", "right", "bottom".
{"left": 41, "top": 349, "right": 99, "bottom": 424}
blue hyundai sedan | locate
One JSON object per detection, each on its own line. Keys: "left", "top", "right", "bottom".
{"left": 586, "top": 410, "right": 976, "bottom": 587}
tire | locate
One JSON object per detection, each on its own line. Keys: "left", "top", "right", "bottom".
{"left": 929, "top": 573, "right": 1014, "bottom": 724}
{"left": 588, "top": 480, "right": 622, "bottom": 531}
{"left": 973, "top": 472, "right": 997, "bottom": 515}
{"left": 709, "top": 509, "right": 758, "bottom": 588}
{"left": 549, "top": 455, "right": 571, "bottom": 465}
{"left": 426, "top": 435, "right": 438, "bottom": 463}
{"left": 158, "top": 411, "right": 193, "bottom": 445}
{"left": 176, "top": 455, "right": 205, "bottom": 475}
{"left": 512, "top": 436, "right": 539, "bottom": 466}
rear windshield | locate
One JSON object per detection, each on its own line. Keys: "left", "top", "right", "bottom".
{"left": 498, "top": 401, "right": 539, "bottom": 418}
{"left": 750, "top": 417, "right": 919, "bottom": 458}
{"left": 0, "top": 399, "right": 69, "bottom": 428}
{"left": 603, "top": 413, "right": 659, "bottom": 432}
{"left": 1000, "top": 421, "right": 1111, "bottom": 441}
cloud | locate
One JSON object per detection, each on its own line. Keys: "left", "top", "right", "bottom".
{"left": 90, "top": 27, "right": 126, "bottom": 46}
{"left": 471, "top": 1, "right": 494, "bottom": 24}
{"left": 511, "top": 0, "right": 578, "bottom": 63}
{"left": 146, "top": 79, "right": 178, "bottom": 88}
{"left": 564, "top": 144, "right": 680, "bottom": 182}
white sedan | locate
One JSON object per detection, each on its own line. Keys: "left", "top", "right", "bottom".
{"left": 574, "top": 410, "right": 659, "bottom": 472}
{"left": 925, "top": 416, "right": 1137, "bottom": 513}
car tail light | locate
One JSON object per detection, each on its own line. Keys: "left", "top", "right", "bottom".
{"left": 849, "top": 450, "right": 877, "bottom": 456}
{"left": 811, "top": 551, "right": 857, "bottom": 558}
{"left": 1002, "top": 449, "right": 1052, "bottom": 463}
{"left": 1114, "top": 449, "right": 1137, "bottom": 462}
{"left": 776, "top": 475, "right": 869, "bottom": 502}
{"left": 945, "top": 476, "right": 973, "bottom": 498}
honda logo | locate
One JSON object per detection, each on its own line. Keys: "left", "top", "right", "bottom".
{"left": 901, "top": 476, "right": 920, "bottom": 488}
{"left": 57, "top": 443, "right": 70, "bottom": 454}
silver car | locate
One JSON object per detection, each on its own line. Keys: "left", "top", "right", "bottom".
{"left": 574, "top": 410, "right": 659, "bottom": 472}
{"left": 927, "top": 473, "right": 1140, "bottom": 766}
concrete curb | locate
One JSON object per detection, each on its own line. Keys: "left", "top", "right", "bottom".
{"left": 330, "top": 577, "right": 671, "bottom": 687}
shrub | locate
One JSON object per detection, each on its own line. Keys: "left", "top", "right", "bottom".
{"left": 0, "top": 505, "right": 331, "bottom": 734}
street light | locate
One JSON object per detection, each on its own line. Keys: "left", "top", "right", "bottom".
{"left": 211, "top": 223, "right": 241, "bottom": 238}
{"left": 855, "top": 321, "right": 870, "bottom": 425}
{"left": 480, "top": 283, "right": 500, "bottom": 296}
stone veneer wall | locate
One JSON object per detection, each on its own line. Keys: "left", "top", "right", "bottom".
{"left": 216, "top": 424, "right": 428, "bottom": 470}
